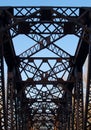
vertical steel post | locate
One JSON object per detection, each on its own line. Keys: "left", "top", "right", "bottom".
{"left": 72, "top": 68, "right": 84, "bottom": 130}
{"left": 84, "top": 44, "right": 91, "bottom": 130}
{"left": 0, "top": 31, "right": 7, "bottom": 129}
{"left": 66, "top": 93, "right": 72, "bottom": 130}
{"left": 83, "top": 16, "right": 91, "bottom": 129}
{"left": 7, "top": 71, "right": 17, "bottom": 130}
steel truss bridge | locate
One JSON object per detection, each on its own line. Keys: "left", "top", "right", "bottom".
{"left": 0, "top": 6, "right": 91, "bottom": 130}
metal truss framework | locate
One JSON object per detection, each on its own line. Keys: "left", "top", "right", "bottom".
{"left": 0, "top": 6, "right": 91, "bottom": 130}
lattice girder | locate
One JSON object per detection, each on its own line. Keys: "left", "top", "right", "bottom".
{"left": 0, "top": 6, "right": 91, "bottom": 130}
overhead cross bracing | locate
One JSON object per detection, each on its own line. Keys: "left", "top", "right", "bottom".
{"left": 0, "top": 6, "right": 91, "bottom": 130}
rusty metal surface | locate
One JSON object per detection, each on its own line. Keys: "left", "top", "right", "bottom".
{"left": 0, "top": 6, "right": 91, "bottom": 130}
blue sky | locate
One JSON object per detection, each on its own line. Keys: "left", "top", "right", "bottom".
{"left": 0, "top": 0, "right": 91, "bottom": 7}
{"left": 0, "top": 0, "right": 90, "bottom": 55}
{"left": 1, "top": 0, "right": 89, "bottom": 96}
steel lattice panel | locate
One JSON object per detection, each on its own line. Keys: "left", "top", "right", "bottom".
{"left": 0, "top": 6, "right": 91, "bottom": 130}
